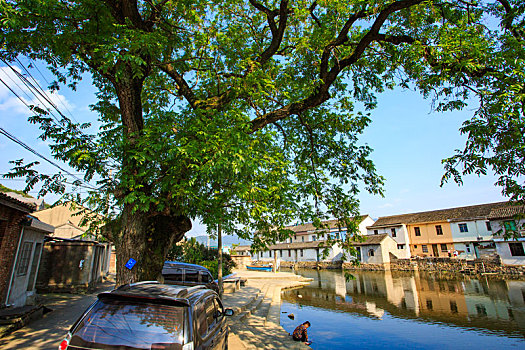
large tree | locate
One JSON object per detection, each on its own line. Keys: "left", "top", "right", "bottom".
{"left": 1, "top": 0, "right": 521, "bottom": 284}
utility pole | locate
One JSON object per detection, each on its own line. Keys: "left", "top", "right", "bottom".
{"left": 218, "top": 222, "right": 223, "bottom": 298}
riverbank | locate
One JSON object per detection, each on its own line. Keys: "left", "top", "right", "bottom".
{"left": 223, "top": 270, "right": 313, "bottom": 349}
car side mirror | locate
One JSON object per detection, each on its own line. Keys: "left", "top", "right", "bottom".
{"left": 224, "top": 308, "right": 234, "bottom": 316}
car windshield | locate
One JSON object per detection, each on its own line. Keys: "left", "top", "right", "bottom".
{"left": 69, "top": 298, "right": 187, "bottom": 350}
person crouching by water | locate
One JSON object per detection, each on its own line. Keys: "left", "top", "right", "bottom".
{"left": 292, "top": 321, "right": 311, "bottom": 345}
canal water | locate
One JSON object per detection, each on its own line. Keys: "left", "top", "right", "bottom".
{"left": 280, "top": 269, "right": 525, "bottom": 349}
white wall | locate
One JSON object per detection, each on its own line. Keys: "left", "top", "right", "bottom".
{"left": 366, "top": 224, "right": 411, "bottom": 259}
{"left": 450, "top": 219, "right": 493, "bottom": 242}
{"left": 495, "top": 239, "right": 525, "bottom": 265}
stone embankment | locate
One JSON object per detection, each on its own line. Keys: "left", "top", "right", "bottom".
{"left": 277, "top": 258, "right": 525, "bottom": 278}
{"left": 223, "top": 270, "right": 312, "bottom": 350}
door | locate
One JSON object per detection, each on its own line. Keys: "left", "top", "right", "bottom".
{"left": 198, "top": 296, "right": 225, "bottom": 350}
{"left": 432, "top": 244, "right": 439, "bottom": 257}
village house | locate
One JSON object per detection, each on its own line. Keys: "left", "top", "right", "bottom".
{"left": 31, "top": 202, "right": 113, "bottom": 292}
{"left": 489, "top": 205, "right": 525, "bottom": 266}
{"left": 352, "top": 234, "right": 399, "bottom": 265}
{"left": 0, "top": 192, "right": 54, "bottom": 308}
{"left": 366, "top": 218, "right": 412, "bottom": 259}
{"left": 369, "top": 202, "right": 508, "bottom": 259}
{"left": 248, "top": 216, "right": 375, "bottom": 263}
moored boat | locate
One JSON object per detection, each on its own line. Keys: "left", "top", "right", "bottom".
{"left": 246, "top": 265, "right": 273, "bottom": 272}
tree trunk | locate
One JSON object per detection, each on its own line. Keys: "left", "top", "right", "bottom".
{"left": 113, "top": 68, "right": 192, "bottom": 286}
{"left": 115, "top": 208, "right": 192, "bottom": 286}
{"left": 218, "top": 222, "right": 223, "bottom": 297}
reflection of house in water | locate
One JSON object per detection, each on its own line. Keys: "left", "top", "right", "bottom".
{"left": 460, "top": 279, "right": 525, "bottom": 325}
{"left": 284, "top": 269, "right": 525, "bottom": 336}
{"left": 414, "top": 277, "right": 468, "bottom": 318}
{"left": 345, "top": 271, "right": 421, "bottom": 315}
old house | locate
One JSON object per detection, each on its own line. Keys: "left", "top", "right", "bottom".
{"left": 490, "top": 205, "right": 525, "bottom": 266}
{"left": 0, "top": 193, "right": 53, "bottom": 308}
{"left": 255, "top": 216, "right": 375, "bottom": 263}
{"left": 32, "top": 202, "right": 113, "bottom": 292}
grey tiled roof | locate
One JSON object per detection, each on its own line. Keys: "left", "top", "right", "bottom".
{"left": 488, "top": 205, "right": 525, "bottom": 219}
{"left": 352, "top": 234, "right": 389, "bottom": 246}
{"left": 285, "top": 215, "right": 369, "bottom": 234}
{"left": 0, "top": 192, "right": 35, "bottom": 212}
{"left": 369, "top": 202, "right": 509, "bottom": 227}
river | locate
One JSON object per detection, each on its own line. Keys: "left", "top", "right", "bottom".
{"left": 280, "top": 269, "right": 525, "bottom": 349}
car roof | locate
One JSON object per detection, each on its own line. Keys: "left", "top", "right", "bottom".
{"left": 163, "top": 261, "right": 211, "bottom": 272}
{"left": 99, "top": 281, "right": 213, "bottom": 306}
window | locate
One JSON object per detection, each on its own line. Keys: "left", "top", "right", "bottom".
{"left": 302, "top": 236, "right": 304, "bottom": 242}
{"left": 16, "top": 242, "right": 33, "bottom": 276}
{"left": 436, "top": 225, "right": 443, "bottom": 235}
{"left": 269, "top": 250, "right": 272, "bottom": 258}
{"left": 476, "top": 304, "right": 487, "bottom": 316}
{"left": 294, "top": 235, "right": 297, "bottom": 241}
{"left": 391, "top": 228, "right": 396, "bottom": 237}
{"left": 368, "top": 249, "right": 375, "bottom": 257}
{"left": 288, "top": 249, "right": 291, "bottom": 257}
{"left": 458, "top": 223, "right": 468, "bottom": 233}
{"left": 397, "top": 244, "right": 405, "bottom": 249}
{"left": 280, "top": 250, "right": 283, "bottom": 258}
{"left": 486, "top": 222, "right": 492, "bottom": 231}
{"left": 509, "top": 243, "right": 525, "bottom": 257}
{"left": 414, "top": 245, "right": 418, "bottom": 249}
{"left": 300, "top": 249, "right": 304, "bottom": 257}
{"left": 374, "top": 229, "right": 378, "bottom": 235}
{"left": 205, "top": 297, "right": 216, "bottom": 332}
{"left": 440, "top": 244, "right": 447, "bottom": 252}
{"left": 414, "top": 227, "right": 421, "bottom": 236}
{"left": 422, "top": 245, "right": 428, "bottom": 253}
{"left": 312, "top": 236, "right": 316, "bottom": 241}
{"left": 450, "top": 301, "right": 458, "bottom": 313}
{"left": 426, "top": 299, "right": 433, "bottom": 310}
{"left": 504, "top": 221, "right": 517, "bottom": 232}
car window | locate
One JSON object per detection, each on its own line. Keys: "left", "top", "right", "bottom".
{"left": 205, "top": 296, "right": 217, "bottom": 332}
{"left": 185, "top": 270, "right": 199, "bottom": 282}
{"left": 213, "top": 297, "right": 223, "bottom": 322}
{"left": 69, "top": 298, "right": 186, "bottom": 350}
{"left": 195, "top": 299, "right": 208, "bottom": 338}
{"left": 163, "top": 268, "right": 184, "bottom": 281}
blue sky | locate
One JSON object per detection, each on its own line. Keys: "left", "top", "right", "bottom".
{"left": 0, "top": 61, "right": 506, "bottom": 236}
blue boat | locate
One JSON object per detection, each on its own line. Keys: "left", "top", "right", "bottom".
{"left": 246, "top": 265, "right": 273, "bottom": 272}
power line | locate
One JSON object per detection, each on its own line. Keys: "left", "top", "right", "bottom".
{"left": 0, "top": 127, "right": 97, "bottom": 190}
{"left": 17, "top": 58, "right": 79, "bottom": 123}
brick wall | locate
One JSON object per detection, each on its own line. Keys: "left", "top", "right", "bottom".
{"left": 0, "top": 204, "right": 28, "bottom": 305}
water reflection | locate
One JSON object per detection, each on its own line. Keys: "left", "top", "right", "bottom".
{"left": 282, "top": 269, "right": 525, "bottom": 338}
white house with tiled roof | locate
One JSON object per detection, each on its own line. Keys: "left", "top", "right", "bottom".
{"left": 489, "top": 205, "right": 525, "bottom": 265}
{"left": 253, "top": 215, "right": 375, "bottom": 263}
{"left": 368, "top": 202, "right": 509, "bottom": 260}
{"left": 366, "top": 218, "right": 412, "bottom": 259}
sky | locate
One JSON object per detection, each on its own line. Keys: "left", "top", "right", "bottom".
{"left": 0, "top": 59, "right": 507, "bottom": 237}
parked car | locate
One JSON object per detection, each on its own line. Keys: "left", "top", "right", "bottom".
{"left": 162, "top": 261, "right": 221, "bottom": 294}
{"left": 59, "top": 281, "right": 234, "bottom": 350}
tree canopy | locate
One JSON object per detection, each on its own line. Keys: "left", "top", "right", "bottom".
{"left": 1, "top": 0, "right": 523, "bottom": 282}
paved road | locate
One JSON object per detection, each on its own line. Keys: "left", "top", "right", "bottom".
{"left": 0, "top": 281, "right": 115, "bottom": 350}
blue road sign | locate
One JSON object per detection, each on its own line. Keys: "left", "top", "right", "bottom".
{"left": 125, "top": 258, "right": 137, "bottom": 270}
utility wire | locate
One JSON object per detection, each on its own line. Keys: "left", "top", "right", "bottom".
{"left": 24, "top": 58, "right": 78, "bottom": 123}
{"left": 0, "top": 127, "right": 97, "bottom": 190}
{"left": 16, "top": 57, "right": 78, "bottom": 123}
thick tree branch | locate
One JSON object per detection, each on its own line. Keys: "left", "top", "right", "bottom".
{"left": 251, "top": 0, "right": 425, "bottom": 132}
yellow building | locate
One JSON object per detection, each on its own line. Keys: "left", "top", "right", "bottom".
{"left": 407, "top": 221, "right": 455, "bottom": 258}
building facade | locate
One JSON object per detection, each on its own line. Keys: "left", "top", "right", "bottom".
{"left": 252, "top": 216, "right": 375, "bottom": 263}
{"left": 489, "top": 205, "right": 525, "bottom": 266}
